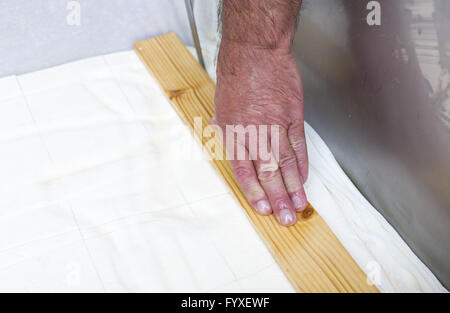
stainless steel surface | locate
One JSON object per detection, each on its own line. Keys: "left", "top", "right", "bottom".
{"left": 294, "top": 0, "right": 449, "bottom": 288}
{"left": 185, "top": 0, "right": 206, "bottom": 69}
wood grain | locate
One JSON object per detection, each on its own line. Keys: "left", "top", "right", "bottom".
{"left": 135, "top": 33, "right": 379, "bottom": 293}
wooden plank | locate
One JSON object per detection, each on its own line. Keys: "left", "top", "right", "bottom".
{"left": 135, "top": 33, "right": 379, "bottom": 293}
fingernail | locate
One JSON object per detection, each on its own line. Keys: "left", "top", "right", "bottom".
{"left": 256, "top": 200, "right": 272, "bottom": 215}
{"left": 292, "top": 193, "right": 306, "bottom": 211}
{"left": 279, "top": 209, "right": 295, "bottom": 226}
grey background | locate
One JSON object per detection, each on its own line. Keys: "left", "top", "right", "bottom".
{"left": 0, "top": 0, "right": 193, "bottom": 77}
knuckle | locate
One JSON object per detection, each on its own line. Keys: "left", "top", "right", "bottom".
{"left": 234, "top": 165, "right": 253, "bottom": 182}
{"left": 257, "top": 169, "right": 278, "bottom": 182}
{"left": 290, "top": 138, "right": 306, "bottom": 151}
{"left": 273, "top": 197, "right": 291, "bottom": 210}
{"left": 278, "top": 153, "right": 297, "bottom": 169}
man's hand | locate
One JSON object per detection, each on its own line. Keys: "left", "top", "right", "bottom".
{"left": 215, "top": 0, "right": 308, "bottom": 226}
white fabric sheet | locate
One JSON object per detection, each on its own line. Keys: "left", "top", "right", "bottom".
{"left": 0, "top": 50, "right": 446, "bottom": 293}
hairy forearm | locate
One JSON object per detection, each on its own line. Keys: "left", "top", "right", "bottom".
{"left": 220, "top": 0, "right": 302, "bottom": 50}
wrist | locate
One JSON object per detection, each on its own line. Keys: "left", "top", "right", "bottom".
{"left": 216, "top": 38, "right": 292, "bottom": 78}
{"left": 219, "top": 37, "right": 293, "bottom": 54}
{"left": 220, "top": 32, "right": 296, "bottom": 52}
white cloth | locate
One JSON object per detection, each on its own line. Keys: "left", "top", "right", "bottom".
{"left": 0, "top": 50, "right": 446, "bottom": 292}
